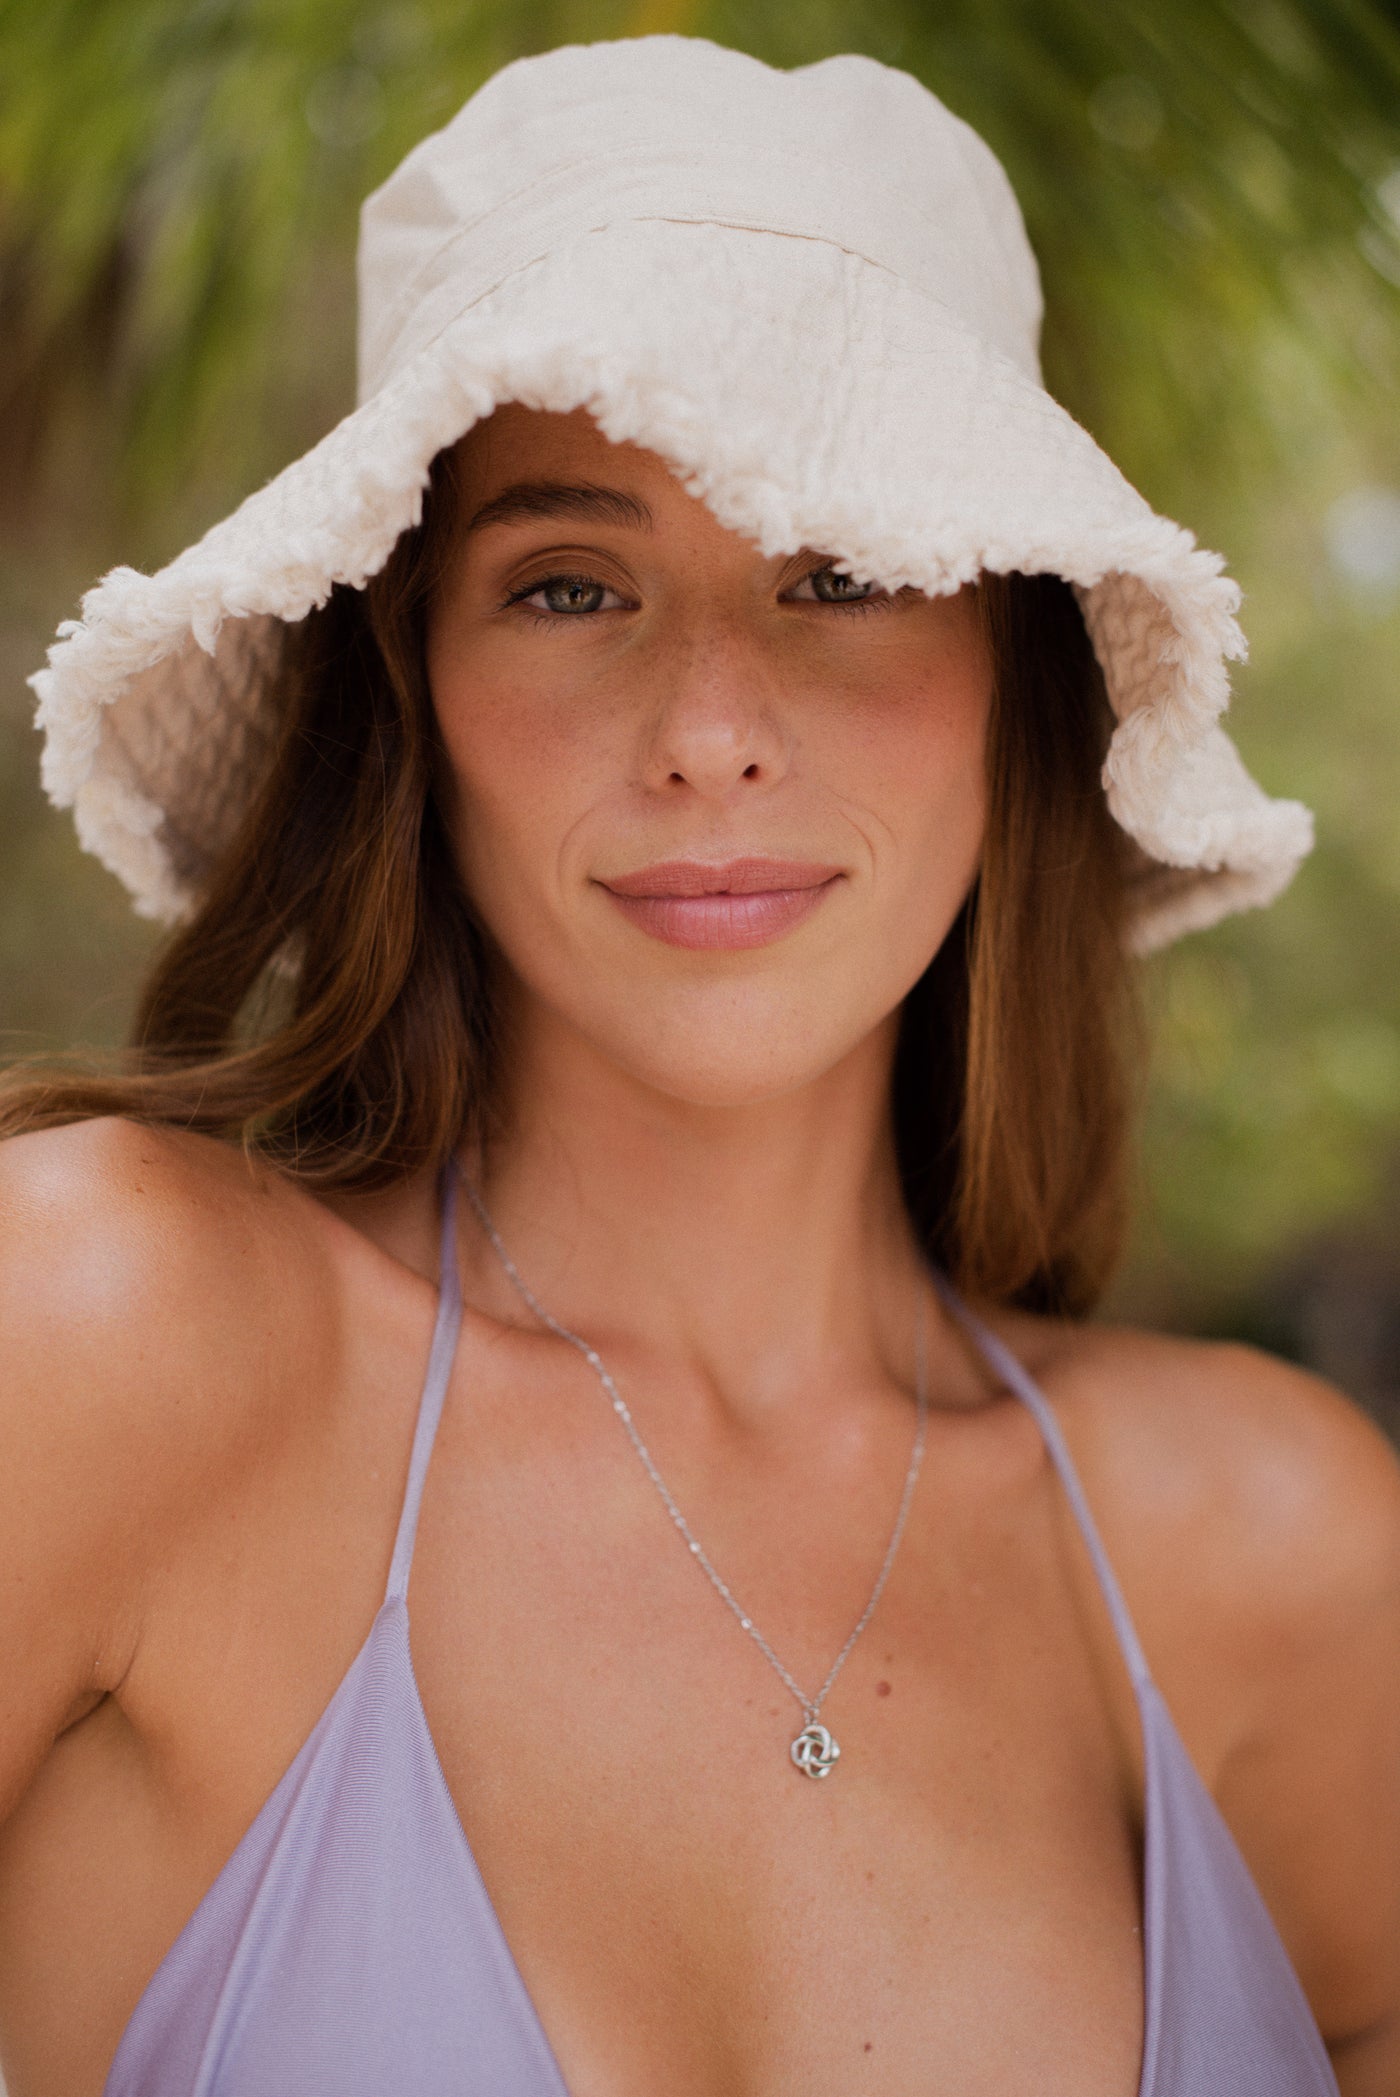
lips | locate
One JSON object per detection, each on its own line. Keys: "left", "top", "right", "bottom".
{"left": 599, "top": 858, "right": 843, "bottom": 950}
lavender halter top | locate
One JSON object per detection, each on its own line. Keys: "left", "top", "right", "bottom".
{"left": 103, "top": 1164, "right": 1339, "bottom": 2097}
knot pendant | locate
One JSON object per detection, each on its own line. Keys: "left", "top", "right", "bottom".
{"left": 790, "top": 1720, "right": 840, "bottom": 1778}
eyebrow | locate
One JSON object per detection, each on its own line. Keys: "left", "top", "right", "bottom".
{"left": 465, "top": 480, "right": 655, "bottom": 535}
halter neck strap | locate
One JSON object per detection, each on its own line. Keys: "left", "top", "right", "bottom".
{"left": 931, "top": 1271, "right": 1153, "bottom": 1692}
{"left": 384, "top": 1161, "right": 464, "bottom": 1604}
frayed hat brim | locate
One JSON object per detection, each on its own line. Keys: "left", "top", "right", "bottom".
{"left": 31, "top": 221, "right": 1311, "bottom": 950}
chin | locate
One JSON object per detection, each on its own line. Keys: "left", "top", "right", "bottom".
{"left": 574, "top": 988, "right": 887, "bottom": 1109}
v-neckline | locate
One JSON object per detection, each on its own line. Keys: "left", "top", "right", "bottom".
{"left": 396, "top": 1599, "right": 574, "bottom": 2095}
{"left": 105, "top": 1557, "right": 1163, "bottom": 2097}
{"left": 393, "top": 1585, "right": 1160, "bottom": 2097}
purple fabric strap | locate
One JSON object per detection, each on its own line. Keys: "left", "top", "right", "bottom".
{"left": 384, "top": 1162, "right": 463, "bottom": 1604}
{"left": 929, "top": 1271, "right": 1151, "bottom": 1689}
{"left": 930, "top": 1269, "right": 1338, "bottom": 2097}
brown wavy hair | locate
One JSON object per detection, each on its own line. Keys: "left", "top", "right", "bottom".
{"left": 0, "top": 448, "right": 1139, "bottom": 1314}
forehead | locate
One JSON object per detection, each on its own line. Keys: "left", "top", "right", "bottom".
{"left": 452, "top": 403, "right": 701, "bottom": 522}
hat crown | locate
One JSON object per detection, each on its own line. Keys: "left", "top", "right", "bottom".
{"left": 356, "top": 35, "right": 1044, "bottom": 402}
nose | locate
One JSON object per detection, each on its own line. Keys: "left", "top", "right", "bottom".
{"left": 638, "top": 620, "right": 791, "bottom": 800}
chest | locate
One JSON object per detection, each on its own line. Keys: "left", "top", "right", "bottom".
{"left": 399, "top": 1393, "right": 1147, "bottom": 2097}
{"left": 4, "top": 1338, "right": 1148, "bottom": 2097}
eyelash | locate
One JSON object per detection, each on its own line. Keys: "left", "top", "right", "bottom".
{"left": 809, "top": 590, "right": 900, "bottom": 616}
{"left": 501, "top": 574, "right": 624, "bottom": 624}
{"left": 789, "top": 567, "right": 903, "bottom": 615}
{"left": 501, "top": 567, "right": 903, "bottom": 621}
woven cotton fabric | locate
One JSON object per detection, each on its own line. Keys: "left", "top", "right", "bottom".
{"left": 30, "top": 36, "right": 1313, "bottom": 951}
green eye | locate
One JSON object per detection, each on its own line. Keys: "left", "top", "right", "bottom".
{"left": 805, "top": 565, "right": 881, "bottom": 604}
{"left": 536, "top": 576, "right": 608, "bottom": 613}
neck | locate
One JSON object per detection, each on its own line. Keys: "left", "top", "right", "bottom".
{"left": 467, "top": 1002, "right": 939, "bottom": 1425}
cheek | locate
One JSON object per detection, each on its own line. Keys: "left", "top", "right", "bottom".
{"left": 427, "top": 608, "right": 605, "bottom": 909}
{"left": 825, "top": 646, "right": 991, "bottom": 916}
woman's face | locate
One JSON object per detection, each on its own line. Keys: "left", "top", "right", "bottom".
{"left": 426, "top": 405, "right": 992, "bottom": 1107}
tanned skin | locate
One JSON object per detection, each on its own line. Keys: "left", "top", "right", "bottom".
{"left": 1, "top": 408, "right": 1397, "bottom": 2096}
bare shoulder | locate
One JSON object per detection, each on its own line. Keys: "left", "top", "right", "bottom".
{"left": 0, "top": 1117, "right": 339, "bottom": 1604}
{"left": 0, "top": 1118, "right": 343, "bottom": 1819}
{"left": 1005, "top": 1310, "right": 1400, "bottom": 1650}
{"left": 0, "top": 1115, "right": 333, "bottom": 1442}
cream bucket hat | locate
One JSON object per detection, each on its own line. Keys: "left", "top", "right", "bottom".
{"left": 31, "top": 34, "right": 1313, "bottom": 953}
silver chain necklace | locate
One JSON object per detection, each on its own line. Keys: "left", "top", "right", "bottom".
{"left": 461, "top": 1175, "right": 930, "bottom": 1779}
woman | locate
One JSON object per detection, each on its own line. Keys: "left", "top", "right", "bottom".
{"left": 0, "top": 35, "right": 1396, "bottom": 2097}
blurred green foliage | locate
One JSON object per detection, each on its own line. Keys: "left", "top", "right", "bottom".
{"left": 1, "top": 0, "right": 1398, "bottom": 1388}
